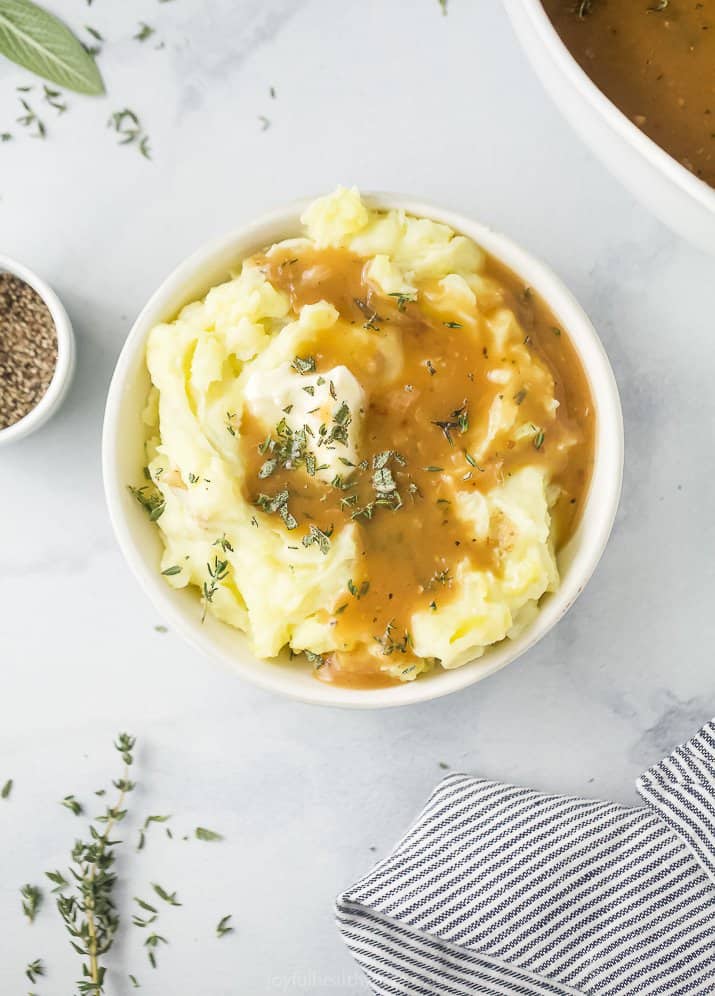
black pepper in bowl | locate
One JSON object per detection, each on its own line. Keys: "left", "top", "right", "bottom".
{"left": 0, "top": 271, "right": 58, "bottom": 429}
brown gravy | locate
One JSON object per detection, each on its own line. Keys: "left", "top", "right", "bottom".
{"left": 543, "top": 0, "right": 715, "bottom": 187}
{"left": 241, "top": 246, "right": 595, "bottom": 687}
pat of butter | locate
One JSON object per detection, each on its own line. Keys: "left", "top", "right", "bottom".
{"left": 243, "top": 362, "right": 365, "bottom": 483}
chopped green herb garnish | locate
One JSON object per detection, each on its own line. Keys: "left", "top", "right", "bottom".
{"left": 302, "top": 523, "right": 333, "bottom": 555}
{"left": 375, "top": 620, "right": 411, "bottom": 656}
{"left": 255, "top": 490, "right": 297, "bottom": 530}
{"left": 128, "top": 485, "right": 165, "bottom": 521}
{"left": 354, "top": 297, "right": 382, "bottom": 330}
{"left": 348, "top": 579, "right": 370, "bottom": 599}
{"left": 216, "top": 914, "right": 234, "bottom": 938}
{"left": 202, "top": 556, "right": 229, "bottom": 620}
{"left": 389, "top": 292, "right": 416, "bottom": 312}
{"left": 1, "top": 778, "right": 12, "bottom": 799}
{"left": 291, "top": 355, "right": 316, "bottom": 375}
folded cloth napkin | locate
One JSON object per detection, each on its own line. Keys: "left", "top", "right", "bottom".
{"left": 336, "top": 720, "right": 715, "bottom": 995}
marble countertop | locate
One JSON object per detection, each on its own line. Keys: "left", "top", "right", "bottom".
{"left": 2, "top": 0, "right": 714, "bottom": 993}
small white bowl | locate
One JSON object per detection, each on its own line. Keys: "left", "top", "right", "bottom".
{"left": 503, "top": 0, "right": 715, "bottom": 255}
{"left": 0, "top": 255, "right": 76, "bottom": 447}
{"left": 102, "top": 195, "right": 623, "bottom": 709}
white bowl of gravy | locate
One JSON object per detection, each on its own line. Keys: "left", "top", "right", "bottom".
{"left": 503, "top": 0, "right": 715, "bottom": 255}
{"left": 102, "top": 194, "right": 623, "bottom": 709}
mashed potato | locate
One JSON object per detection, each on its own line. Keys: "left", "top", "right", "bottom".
{"left": 134, "top": 188, "right": 592, "bottom": 686}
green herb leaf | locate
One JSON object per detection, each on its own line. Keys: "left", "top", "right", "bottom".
{"left": 195, "top": 826, "right": 224, "bottom": 842}
{"left": 151, "top": 883, "right": 181, "bottom": 907}
{"left": 21, "top": 883, "right": 42, "bottom": 921}
{"left": 134, "top": 897, "right": 158, "bottom": 914}
{"left": 61, "top": 793, "right": 82, "bottom": 816}
{"left": 0, "top": 0, "right": 104, "bottom": 94}
{"left": 1, "top": 777, "right": 11, "bottom": 798}
{"left": 53, "top": 733, "right": 135, "bottom": 992}
{"left": 25, "top": 957, "right": 44, "bottom": 983}
{"left": 216, "top": 914, "right": 234, "bottom": 938}
{"left": 134, "top": 22, "right": 154, "bottom": 42}
{"left": 302, "top": 523, "right": 333, "bottom": 555}
{"left": 144, "top": 932, "right": 168, "bottom": 968}
{"left": 44, "top": 870, "right": 68, "bottom": 892}
{"left": 291, "top": 355, "right": 316, "bottom": 375}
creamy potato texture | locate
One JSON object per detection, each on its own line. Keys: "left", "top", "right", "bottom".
{"left": 139, "top": 188, "right": 593, "bottom": 687}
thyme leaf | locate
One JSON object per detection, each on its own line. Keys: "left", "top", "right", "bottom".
{"left": 195, "top": 826, "right": 224, "bottom": 842}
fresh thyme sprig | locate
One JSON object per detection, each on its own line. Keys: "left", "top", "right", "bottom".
{"left": 129, "top": 483, "right": 165, "bottom": 521}
{"left": 52, "top": 733, "right": 136, "bottom": 995}
{"left": 202, "top": 555, "right": 230, "bottom": 621}
{"left": 26, "top": 958, "right": 45, "bottom": 984}
{"left": 432, "top": 401, "right": 468, "bottom": 446}
{"left": 21, "top": 883, "right": 43, "bottom": 922}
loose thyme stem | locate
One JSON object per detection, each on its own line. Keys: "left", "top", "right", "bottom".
{"left": 89, "top": 748, "right": 133, "bottom": 985}
{"left": 54, "top": 733, "right": 136, "bottom": 995}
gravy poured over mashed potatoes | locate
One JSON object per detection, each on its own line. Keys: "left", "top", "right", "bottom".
{"left": 139, "top": 189, "right": 594, "bottom": 687}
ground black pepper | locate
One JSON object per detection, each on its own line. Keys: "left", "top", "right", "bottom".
{"left": 0, "top": 272, "right": 57, "bottom": 429}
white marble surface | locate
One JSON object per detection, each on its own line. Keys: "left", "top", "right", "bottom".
{"left": 1, "top": 0, "right": 714, "bottom": 993}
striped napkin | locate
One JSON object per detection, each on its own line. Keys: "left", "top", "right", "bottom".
{"left": 337, "top": 720, "right": 715, "bottom": 995}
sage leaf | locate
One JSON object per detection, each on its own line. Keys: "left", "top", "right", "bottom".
{"left": 0, "top": 0, "right": 104, "bottom": 95}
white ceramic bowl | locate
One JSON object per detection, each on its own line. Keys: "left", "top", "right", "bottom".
{"left": 503, "top": 0, "right": 715, "bottom": 255}
{"left": 0, "top": 255, "right": 75, "bottom": 447}
{"left": 102, "top": 194, "right": 623, "bottom": 709}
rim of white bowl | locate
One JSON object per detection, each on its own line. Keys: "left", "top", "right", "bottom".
{"left": 0, "top": 255, "right": 76, "bottom": 447}
{"left": 102, "top": 193, "right": 624, "bottom": 709}
{"left": 512, "top": 0, "right": 715, "bottom": 215}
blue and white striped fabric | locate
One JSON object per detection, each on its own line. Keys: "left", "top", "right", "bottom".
{"left": 337, "top": 720, "right": 715, "bottom": 995}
